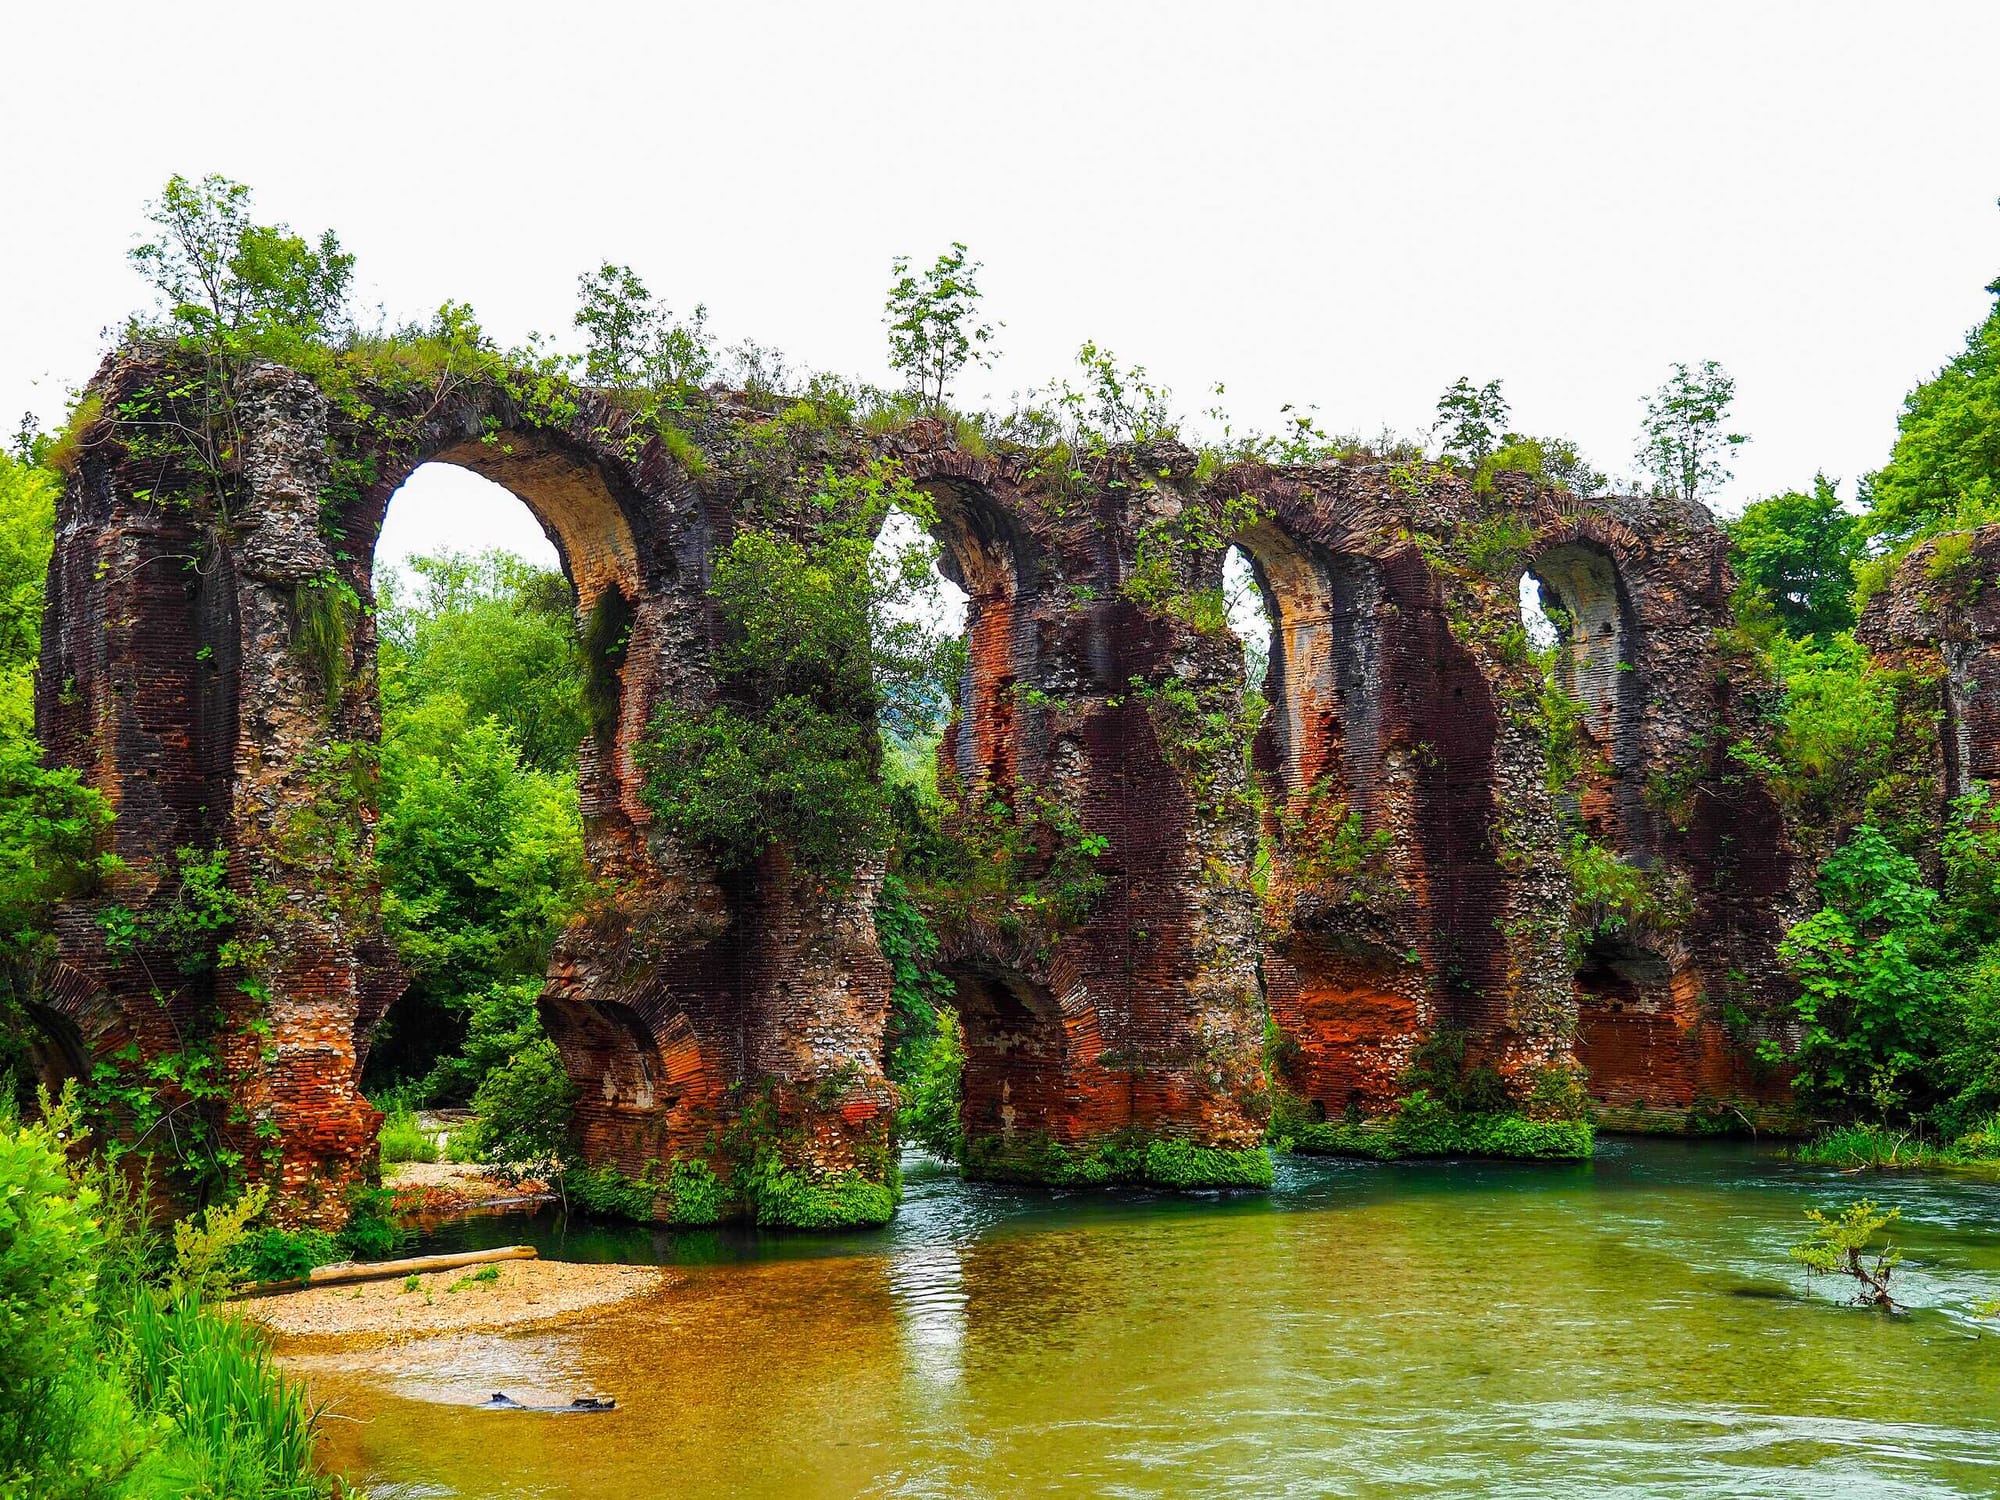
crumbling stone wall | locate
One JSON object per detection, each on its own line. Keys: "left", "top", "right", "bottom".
{"left": 35, "top": 349, "right": 1820, "bottom": 1225}
{"left": 1521, "top": 492, "right": 1802, "bottom": 1129}
{"left": 1858, "top": 526, "right": 2000, "bottom": 809}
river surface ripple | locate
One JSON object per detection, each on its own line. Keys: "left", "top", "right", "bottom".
{"left": 293, "top": 1138, "right": 2000, "bottom": 1498}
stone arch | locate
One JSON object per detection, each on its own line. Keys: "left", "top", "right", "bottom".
{"left": 322, "top": 413, "right": 677, "bottom": 1108}
{"left": 1229, "top": 518, "right": 1386, "bottom": 812}
{"left": 944, "top": 960, "right": 1072, "bottom": 1157}
{"left": 1227, "top": 502, "right": 1506, "bottom": 1110}
{"left": 1523, "top": 538, "right": 1650, "bottom": 855}
{"left": 912, "top": 469, "right": 1042, "bottom": 795}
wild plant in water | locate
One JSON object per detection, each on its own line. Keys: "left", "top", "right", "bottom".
{"left": 1790, "top": 1198, "right": 1902, "bottom": 1310}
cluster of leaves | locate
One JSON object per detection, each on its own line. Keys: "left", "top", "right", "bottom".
{"left": 1269, "top": 781, "right": 1397, "bottom": 902}
{"left": 1771, "top": 795, "right": 2000, "bottom": 1142}
{"left": 874, "top": 872, "right": 963, "bottom": 1160}
{"left": 1429, "top": 376, "right": 1607, "bottom": 497}
{"left": 960, "top": 1128, "right": 1273, "bottom": 1189}
{"left": 1790, "top": 1198, "right": 1902, "bottom": 1310}
{"left": 1862, "top": 274, "right": 2000, "bottom": 550}
{"left": 639, "top": 461, "right": 959, "bottom": 883}
{"left": 366, "top": 549, "right": 592, "bottom": 1102}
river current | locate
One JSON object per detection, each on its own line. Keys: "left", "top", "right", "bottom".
{"left": 295, "top": 1138, "right": 2000, "bottom": 1498}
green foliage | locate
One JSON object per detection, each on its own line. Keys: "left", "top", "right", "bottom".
{"left": 473, "top": 1039, "right": 577, "bottom": 1176}
{"left": 379, "top": 548, "right": 587, "bottom": 775}
{"left": 1775, "top": 825, "right": 1958, "bottom": 1122}
{"left": 1432, "top": 376, "right": 1510, "bottom": 467}
{"left": 376, "top": 1097, "right": 437, "bottom": 1165}
{"left": 1271, "top": 1086, "right": 1595, "bottom": 1161}
{"left": 574, "top": 262, "right": 714, "bottom": 394}
{"left": 1272, "top": 783, "right": 1396, "bottom": 899}
{"left": 1790, "top": 1199, "right": 1901, "bottom": 1309}
{"left": 642, "top": 695, "right": 885, "bottom": 877}
{"left": 0, "top": 1090, "right": 104, "bottom": 1477}
{"left": 579, "top": 585, "right": 633, "bottom": 746}
{"left": 896, "top": 1010, "right": 965, "bottom": 1162}
{"left": 1864, "top": 275, "right": 2000, "bottom": 548}
{"left": 916, "top": 788, "right": 1109, "bottom": 936}
{"left": 1729, "top": 632, "right": 1917, "bottom": 833}
{"left": 1728, "top": 475, "right": 1866, "bottom": 639}
{"left": 375, "top": 717, "right": 585, "bottom": 1098}
{"left": 130, "top": 173, "right": 353, "bottom": 350}
{"left": 1483, "top": 432, "right": 1606, "bottom": 496}
{"left": 125, "top": 1289, "right": 330, "bottom": 1494}
{"left": 565, "top": 1157, "right": 727, "bottom": 1226}
{"left": 0, "top": 1085, "right": 344, "bottom": 1493}
{"left": 0, "top": 454, "right": 117, "bottom": 1027}
{"left": 167, "top": 1185, "right": 269, "bottom": 1305}
{"left": 290, "top": 574, "right": 360, "bottom": 702}
{"left": 737, "top": 1153, "right": 900, "bottom": 1230}
{"left": 1636, "top": 359, "right": 1747, "bottom": 505}
{"left": 1565, "top": 834, "right": 1671, "bottom": 941}
{"left": 230, "top": 1227, "right": 339, "bottom": 1285}
{"left": 884, "top": 242, "right": 999, "bottom": 411}
{"left": 1790, "top": 1124, "right": 1967, "bottom": 1171}
{"left": 639, "top": 462, "right": 956, "bottom": 882}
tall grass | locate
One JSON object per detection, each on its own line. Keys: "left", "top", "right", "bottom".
{"left": 1794, "top": 1120, "right": 2000, "bottom": 1170}
{"left": 377, "top": 1095, "right": 437, "bottom": 1165}
{"left": 128, "top": 1294, "right": 326, "bottom": 1498}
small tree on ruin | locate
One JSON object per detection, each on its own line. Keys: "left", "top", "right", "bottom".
{"left": 885, "top": 242, "right": 999, "bottom": 412}
{"left": 1637, "top": 359, "right": 1748, "bottom": 506}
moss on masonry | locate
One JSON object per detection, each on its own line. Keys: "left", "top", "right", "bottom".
{"left": 962, "top": 1130, "right": 1274, "bottom": 1189}
{"left": 1270, "top": 1087, "right": 1594, "bottom": 1162}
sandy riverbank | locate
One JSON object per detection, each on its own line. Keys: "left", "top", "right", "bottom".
{"left": 246, "top": 1257, "right": 670, "bottom": 1343}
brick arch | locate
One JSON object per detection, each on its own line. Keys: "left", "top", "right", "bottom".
{"left": 902, "top": 457, "right": 1044, "bottom": 797}
{"left": 1517, "top": 491, "right": 1799, "bottom": 1130}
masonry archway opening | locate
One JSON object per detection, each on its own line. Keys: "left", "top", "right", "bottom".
{"left": 1229, "top": 524, "right": 1385, "bottom": 812}
{"left": 942, "top": 962, "right": 1070, "bottom": 1164}
{"left": 1521, "top": 541, "right": 1647, "bottom": 853}
{"left": 358, "top": 456, "right": 624, "bottom": 1105}
{"left": 872, "top": 504, "right": 969, "bottom": 783}
{"left": 913, "top": 483, "right": 1036, "bottom": 795}
{"left": 1224, "top": 544, "right": 1275, "bottom": 697}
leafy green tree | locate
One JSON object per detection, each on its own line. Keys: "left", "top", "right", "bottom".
{"left": 1637, "top": 359, "right": 1747, "bottom": 505}
{"left": 378, "top": 549, "right": 585, "bottom": 775}
{"left": 1863, "top": 275, "right": 2000, "bottom": 546}
{"left": 1776, "top": 825, "right": 1952, "bottom": 1121}
{"left": 1728, "top": 475, "right": 1866, "bottom": 638}
{"left": 473, "top": 1038, "right": 577, "bottom": 1178}
{"left": 373, "top": 718, "right": 587, "bottom": 1098}
{"left": 129, "top": 173, "right": 352, "bottom": 346}
{"left": 640, "top": 462, "right": 958, "bottom": 880}
{"left": 366, "top": 550, "right": 592, "bottom": 1097}
{"left": 1432, "top": 376, "right": 1510, "bottom": 467}
{"left": 1485, "top": 433, "right": 1606, "bottom": 496}
{"left": 885, "top": 242, "right": 999, "bottom": 411}
{"left": 1790, "top": 1199, "right": 1901, "bottom": 1309}
{"left": 574, "top": 262, "right": 714, "bottom": 393}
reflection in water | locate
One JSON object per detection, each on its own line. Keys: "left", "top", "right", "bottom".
{"left": 297, "top": 1140, "right": 2000, "bottom": 1499}
{"left": 889, "top": 1244, "right": 966, "bottom": 1395}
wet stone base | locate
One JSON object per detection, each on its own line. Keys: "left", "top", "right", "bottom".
{"left": 1589, "top": 1102, "right": 1812, "bottom": 1140}
{"left": 961, "top": 1132, "right": 1276, "bottom": 1190}
{"left": 1274, "top": 1098, "right": 1596, "bottom": 1162}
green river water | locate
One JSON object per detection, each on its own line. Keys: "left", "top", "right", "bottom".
{"left": 294, "top": 1138, "right": 2000, "bottom": 1498}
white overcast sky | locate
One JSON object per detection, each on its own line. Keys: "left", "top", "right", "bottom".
{"left": 5, "top": 0, "right": 1998, "bottom": 574}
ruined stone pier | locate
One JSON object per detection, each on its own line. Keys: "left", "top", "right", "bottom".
{"left": 34, "top": 346, "right": 1904, "bottom": 1225}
